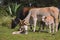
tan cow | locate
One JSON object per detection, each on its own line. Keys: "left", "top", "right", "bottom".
{"left": 23, "top": 6, "right": 59, "bottom": 32}
{"left": 42, "top": 16, "right": 54, "bottom": 33}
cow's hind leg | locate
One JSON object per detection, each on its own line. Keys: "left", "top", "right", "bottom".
{"left": 49, "top": 24, "right": 51, "bottom": 33}
{"left": 52, "top": 23, "right": 55, "bottom": 33}
{"left": 55, "top": 18, "right": 59, "bottom": 32}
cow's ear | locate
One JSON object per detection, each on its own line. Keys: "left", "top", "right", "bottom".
{"left": 23, "top": 20, "right": 25, "bottom": 22}
{"left": 20, "top": 20, "right": 22, "bottom": 22}
{"left": 24, "top": 21, "right": 30, "bottom": 25}
{"left": 19, "top": 20, "right": 22, "bottom": 24}
{"left": 45, "top": 17, "right": 47, "bottom": 19}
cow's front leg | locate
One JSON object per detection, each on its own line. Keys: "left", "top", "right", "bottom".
{"left": 24, "top": 25, "right": 28, "bottom": 34}
{"left": 33, "top": 18, "right": 37, "bottom": 32}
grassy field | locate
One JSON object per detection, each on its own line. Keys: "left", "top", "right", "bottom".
{"left": 0, "top": 16, "right": 60, "bottom": 40}
{"left": 0, "top": 26, "right": 60, "bottom": 40}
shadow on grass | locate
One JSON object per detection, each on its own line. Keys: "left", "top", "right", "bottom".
{"left": 58, "top": 22, "right": 60, "bottom": 30}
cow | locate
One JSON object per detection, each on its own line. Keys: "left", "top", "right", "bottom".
{"left": 42, "top": 16, "right": 54, "bottom": 33}
{"left": 22, "top": 6, "right": 59, "bottom": 32}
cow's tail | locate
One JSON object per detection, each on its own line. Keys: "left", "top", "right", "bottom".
{"left": 58, "top": 8, "right": 60, "bottom": 30}
{"left": 58, "top": 9, "right": 60, "bottom": 22}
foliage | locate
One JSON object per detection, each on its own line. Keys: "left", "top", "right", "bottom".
{"left": 0, "top": 16, "right": 12, "bottom": 27}
{"left": 17, "top": 0, "right": 59, "bottom": 7}
{"left": 0, "top": 6, "right": 8, "bottom": 17}
{"left": 6, "top": 3, "right": 21, "bottom": 16}
{"left": 2, "top": 0, "right": 60, "bottom": 7}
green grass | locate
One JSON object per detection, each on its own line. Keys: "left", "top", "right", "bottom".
{"left": 0, "top": 26, "right": 60, "bottom": 40}
{"left": 0, "top": 16, "right": 60, "bottom": 40}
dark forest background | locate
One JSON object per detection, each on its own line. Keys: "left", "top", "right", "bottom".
{"left": 1, "top": 0, "right": 60, "bottom": 7}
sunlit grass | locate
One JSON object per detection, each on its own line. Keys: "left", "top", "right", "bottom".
{"left": 0, "top": 26, "right": 60, "bottom": 40}
{"left": 0, "top": 16, "right": 60, "bottom": 40}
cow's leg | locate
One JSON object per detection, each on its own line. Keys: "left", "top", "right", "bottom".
{"left": 40, "top": 24, "right": 44, "bottom": 31}
{"left": 24, "top": 25, "right": 28, "bottom": 34}
{"left": 55, "top": 18, "right": 59, "bottom": 32}
{"left": 52, "top": 23, "right": 55, "bottom": 33}
{"left": 33, "top": 18, "right": 37, "bottom": 32}
{"left": 30, "top": 25, "right": 33, "bottom": 31}
{"left": 49, "top": 24, "right": 51, "bottom": 33}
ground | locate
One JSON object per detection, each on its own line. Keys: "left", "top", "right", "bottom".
{"left": 0, "top": 25, "right": 60, "bottom": 40}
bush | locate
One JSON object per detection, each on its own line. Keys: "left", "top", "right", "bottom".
{"left": 0, "top": 16, "right": 12, "bottom": 27}
{"left": 0, "top": 6, "right": 8, "bottom": 17}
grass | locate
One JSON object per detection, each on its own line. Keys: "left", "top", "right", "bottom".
{"left": 0, "top": 16, "right": 60, "bottom": 40}
{"left": 0, "top": 26, "right": 60, "bottom": 40}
